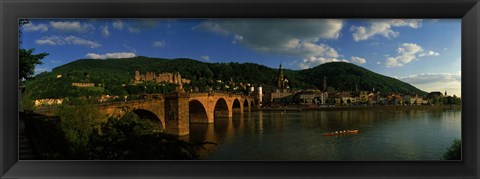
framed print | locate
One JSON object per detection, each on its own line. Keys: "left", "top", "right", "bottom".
{"left": 1, "top": 0, "right": 479, "bottom": 178}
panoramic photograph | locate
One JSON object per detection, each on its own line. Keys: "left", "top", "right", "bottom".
{"left": 18, "top": 18, "right": 461, "bottom": 160}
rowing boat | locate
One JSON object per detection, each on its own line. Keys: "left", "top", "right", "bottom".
{"left": 323, "top": 130, "right": 359, "bottom": 136}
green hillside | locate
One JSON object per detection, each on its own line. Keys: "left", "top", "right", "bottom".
{"left": 298, "top": 62, "right": 427, "bottom": 95}
{"left": 24, "top": 56, "right": 426, "bottom": 100}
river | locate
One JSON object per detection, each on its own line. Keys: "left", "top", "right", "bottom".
{"left": 186, "top": 108, "right": 461, "bottom": 160}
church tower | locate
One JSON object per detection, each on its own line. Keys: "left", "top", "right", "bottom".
{"left": 277, "top": 64, "right": 285, "bottom": 90}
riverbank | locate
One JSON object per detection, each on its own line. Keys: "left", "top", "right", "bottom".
{"left": 255, "top": 105, "right": 462, "bottom": 112}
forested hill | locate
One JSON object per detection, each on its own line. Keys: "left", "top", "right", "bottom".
{"left": 297, "top": 62, "right": 427, "bottom": 95}
{"left": 26, "top": 56, "right": 426, "bottom": 99}
{"left": 49, "top": 56, "right": 299, "bottom": 87}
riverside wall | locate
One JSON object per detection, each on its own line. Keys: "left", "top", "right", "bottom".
{"left": 257, "top": 105, "right": 462, "bottom": 112}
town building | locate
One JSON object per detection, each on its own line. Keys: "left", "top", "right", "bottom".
{"left": 293, "top": 90, "right": 328, "bottom": 106}
{"left": 34, "top": 98, "right": 64, "bottom": 107}
{"left": 427, "top": 91, "right": 444, "bottom": 99}
{"left": 333, "top": 92, "right": 357, "bottom": 105}
{"left": 71, "top": 83, "right": 95, "bottom": 87}
{"left": 263, "top": 64, "right": 296, "bottom": 106}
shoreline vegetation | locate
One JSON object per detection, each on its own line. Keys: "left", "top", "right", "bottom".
{"left": 256, "top": 104, "right": 462, "bottom": 111}
{"left": 20, "top": 111, "right": 212, "bottom": 160}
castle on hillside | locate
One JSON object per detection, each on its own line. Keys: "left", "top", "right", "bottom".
{"left": 134, "top": 71, "right": 191, "bottom": 84}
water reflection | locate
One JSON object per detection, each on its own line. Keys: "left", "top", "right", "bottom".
{"left": 188, "top": 109, "right": 461, "bottom": 160}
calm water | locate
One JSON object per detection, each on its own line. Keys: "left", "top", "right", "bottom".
{"left": 186, "top": 109, "right": 461, "bottom": 160}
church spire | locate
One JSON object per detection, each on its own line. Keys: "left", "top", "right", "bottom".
{"left": 277, "top": 63, "right": 285, "bottom": 90}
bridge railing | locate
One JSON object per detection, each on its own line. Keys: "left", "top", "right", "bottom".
{"left": 34, "top": 98, "right": 163, "bottom": 112}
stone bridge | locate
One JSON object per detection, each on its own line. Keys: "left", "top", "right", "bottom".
{"left": 34, "top": 92, "right": 254, "bottom": 136}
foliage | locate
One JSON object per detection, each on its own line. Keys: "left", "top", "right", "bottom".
{"left": 87, "top": 113, "right": 213, "bottom": 160}
{"left": 19, "top": 48, "right": 49, "bottom": 81}
{"left": 23, "top": 114, "right": 70, "bottom": 159}
{"left": 19, "top": 20, "right": 49, "bottom": 81}
{"left": 443, "top": 95, "right": 462, "bottom": 105}
{"left": 298, "top": 62, "right": 427, "bottom": 95}
{"left": 55, "top": 102, "right": 102, "bottom": 156}
{"left": 21, "top": 92, "right": 36, "bottom": 111}
{"left": 25, "top": 57, "right": 427, "bottom": 99}
{"left": 443, "top": 138, "right": 461, "bottom": 160}
{"left": 28, "top": 107, "right": 213, "bottom": 160}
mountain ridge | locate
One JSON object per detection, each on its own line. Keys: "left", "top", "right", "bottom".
{"left": 26, "top": 56, "right": 427, "bottom": 99}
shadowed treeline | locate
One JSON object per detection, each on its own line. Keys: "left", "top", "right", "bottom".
{"left": 21, "top": 102, "right": 215, "bottom": 160}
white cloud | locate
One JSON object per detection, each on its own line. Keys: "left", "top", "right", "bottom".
{"left": 101, "top": 25, "right": 110, "bottom": 38}
{"left": 232, "top": 34, "right": 243, "bottom": 44}
{"left": 22, "top": 22, "right": 48, "bottom": 32}
{"left": 196, "top": 21, "right": 230, "bottom": 35}
{"left": 351, "top": 19, "right": 422, "bottom": 41}
{"left": 398, "top": 72, "right": 461, "bottom": 97}
{"left": 35, "top": 37, "right": 59, "bottom": 45}
{"left": 85, "top": 52, "right": 136, "bottom": 59}
{"left": 195, "top": 19, "right": 349, "bottom": 70}
{"left": 49, "top": 21, "right": 95, "bottom": 33}
{"left": 297, "top": 43, "right": 345, "bottom": 69}
{"left": 385, "top": 43, "right": 439, "bottom": 67}
{"left": 299, "top": 56, "right": 349, "bottom": 69}
{"left": 351, "top": 56, "right": 366, "bottom": 64}
{"left": 298, "top": 54, "right": 367, "bottom": 69}
{"left": 195, "top": 19, "right": 343, "bottom": 57}
{"left": 35, "top": 35, "right": 101, "bottom": 48}
{"left": 200, "top": 55, "right": 210, "bottom": 61}
{"left": 418, "top": 50, "right": 440, "bottom": 57}
{"left": 152, "top": 40, "right": 165, "bottom": 47}
{"left": 112, "top": 20, "right": 123, "bottom": 30}
{"left": 128, "top": 27, "right": 140, "bottom": 33}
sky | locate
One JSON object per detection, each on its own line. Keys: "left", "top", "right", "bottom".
{"left": 20, "top": 19, "right": 461, "bottom": 96}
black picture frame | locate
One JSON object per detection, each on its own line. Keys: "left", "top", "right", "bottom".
{"left": 1, "top": 0, "right": 479, "bottom": 178}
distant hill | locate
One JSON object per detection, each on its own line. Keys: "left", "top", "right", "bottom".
{"left": 298, "top": 62, "right": 427, "bottom": 95}
{"left": 24, "top": 56, "right": 426, "bottom": 99}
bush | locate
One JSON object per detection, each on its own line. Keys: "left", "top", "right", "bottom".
{"left": 55, "top": 103, "right": 101, "bottom": 157}
{"left": 37, "top": 104, "right": 214, "bottom": 160}
{"left": 87, "top": 113, "right": 214, "bottom": 160}
{"left": 443, "top": 138, "right": 461, "bottom": 160}
{"left": 21, "top": 92, "right": 36, "bottom": 111}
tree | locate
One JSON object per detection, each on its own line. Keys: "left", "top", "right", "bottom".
{"left": 20, "top": 49, "right": 49, "bottom": 80}
{"left": 19, "top": 19, "right": 49, "bottom": 81}
{"left": 55, "top": 102, "right": 101, "bottom": 157}
{"left": 443, "top": 138, "right": 461, "bottom": 160}
{"left": 87, "top": 113, "right": 214, "bottom": 160}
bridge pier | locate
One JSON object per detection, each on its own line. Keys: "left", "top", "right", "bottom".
{"left": 164, "top": 93, "right": 190, "bottom": 136}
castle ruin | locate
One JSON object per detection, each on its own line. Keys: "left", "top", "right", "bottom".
{"left": 134, "top": 71, "right": 191, "bottom": 84}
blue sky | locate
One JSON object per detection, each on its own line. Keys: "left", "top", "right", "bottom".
{"left": 20, "top": 19, "right": 461, "bottom": 96}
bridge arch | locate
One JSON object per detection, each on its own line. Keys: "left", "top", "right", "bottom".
{"left": 232, "top": 98, "right": 242, "bottom": 114}
{"left": 131, "top": 109, "right": 164, "bottom": 130}
{"left": 243, "top": 99, "right": 250, "bottom": 112}
{"left": 214, "top": 97, "right": 231, "bottom": 118}
{"left": 189, "top": 100, "right": 209, "bottom": 123}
